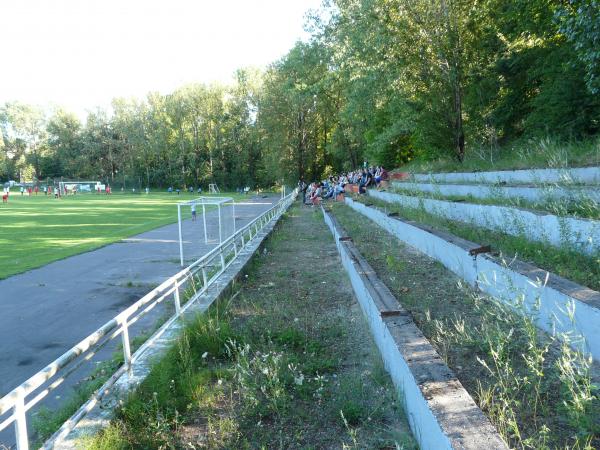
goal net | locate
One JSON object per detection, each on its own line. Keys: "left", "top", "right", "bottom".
{"left": 59, "top": 181, "right": 104, "bottom": 195}
{"left": 177, "top": 197, "right": 237, "bottom": 265}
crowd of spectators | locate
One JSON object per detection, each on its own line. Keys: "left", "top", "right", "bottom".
{"left": 299, "top": 165, "right": 389, "bottom": 206}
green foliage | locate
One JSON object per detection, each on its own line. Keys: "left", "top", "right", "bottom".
{"left": 267, "top": 0, "right": 600, "bottom": 170}
{"left": 258, "top": 41, "right": 335, "bottom": 183}
{"left": 0, "top": 70, "right": 266, "bottom": 190}
{"left": 2, "top": 0, "right": 600, "bottom": 183}
{"left": 557, "top": 0, "right": 600, "bottom": 95}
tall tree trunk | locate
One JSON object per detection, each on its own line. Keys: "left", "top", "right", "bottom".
{"left": 296, "top": 111, "right": 306, "bottom": 180}
{"left": 454, "top": 88, "right": 465, "bottom": 162}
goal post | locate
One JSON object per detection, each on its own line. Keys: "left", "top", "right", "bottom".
{"left": 176, "top": 196, "right": 235, "bottom": 266}
{"left": 58, "top": 181, "right": 104, "bottom": 195}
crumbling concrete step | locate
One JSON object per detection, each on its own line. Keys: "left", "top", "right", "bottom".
{"left": 322, "top": 207, "right": 508, "bottom": 450}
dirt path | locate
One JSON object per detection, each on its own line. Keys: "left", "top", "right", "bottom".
{"left": 92, "top": 203, "right": 417, "bottom": 449}
{"left": 215, "top": 203, "right": 416, "bottom": 448}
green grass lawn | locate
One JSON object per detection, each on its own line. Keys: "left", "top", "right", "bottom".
{"left": 0, "top": 191, "right": 246, "bottom": 280}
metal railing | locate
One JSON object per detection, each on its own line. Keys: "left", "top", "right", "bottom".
{"left": 0, "top": 190, "right": 297, "bottom": 450}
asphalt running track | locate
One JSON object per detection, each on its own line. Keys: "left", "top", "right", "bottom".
{"left": 0, "top": 195, "right": 278, "bottom": 446}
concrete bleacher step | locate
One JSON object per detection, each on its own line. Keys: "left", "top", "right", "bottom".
{"left": 322, "top": 208, "right": 508, "bottom": 450}
{"left": 392, "top": 181, "right": 600, "bottom": 203}
{"left": 410, "top": 165, "right": 600, "bottom": 185}
{"left": 368, "top": 189, "right": 600, "bottom": 256}
{"left": 343, "top": 197, "right": 600, "bottom": 362}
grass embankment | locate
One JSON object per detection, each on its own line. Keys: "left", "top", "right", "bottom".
{"left": 0, "top": 192, "right": 243, "bottom": 279}
{"left": 83, "top": 204, "right": 416, "bottom": 449}
{"left": 392, "top": 185, "right": 600, "bottom": 221}
{"left": 329, "top": 202, "right": 600, "bottom": 449}
{"left": 30, "top": 319, "right": 172, "bottom": 446}
{"left": 397, "top": 137, "right": 600, "bottom": 174}
{"left": 31, "top": 257, "right": 214, "bottom": 444}
{"left": 357, "top": 194, "right": 600, "bottom": 292}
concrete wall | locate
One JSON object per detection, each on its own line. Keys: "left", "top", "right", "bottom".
{"left": 369, "top": 190, "right": 600, "bottom": 256}
{"left": 345, "top": 197, "right": 600, "bottom": 361}
{"left": 393, "top": 182, "right": 600, "bottom": 203}
{"left": 322, "top": 209, "right": 507, "bottom": 450}
{"left": 347, "top": 199, "right": 478, "bottom": 285}
{"left": 477, "top": 255, "right": 600, "bottom": 353}
{"left": 412, "top": 166, "right": 600, "bottom": 185}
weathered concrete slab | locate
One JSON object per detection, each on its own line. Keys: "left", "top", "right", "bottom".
{"left": 322, "top": 207, "right": 507, "bottom": 450}
{"left": 369, "top": 189, "right": 600, "bottom": 256}
{"left": 411, "top": 166, "right": 600, "bottom": 185}
{"left": 393, "top": 181, "right": 600, "bottom": 203}
{"left": 345, "top": 197, "right": 600, "bottom": 361}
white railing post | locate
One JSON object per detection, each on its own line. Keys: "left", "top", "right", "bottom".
{"left": 177, "top": 204, "right": 184, "bottom": 267}
{"left": 0, "top": 191, "right": 297, "bottom": 448}
{"left": 218, "top": 204, "right": 222, "bottom": 244}
{"left": 174, "top": 282, "right": 181, "bottom": 316}
{"left": 121, "top": 322, "right": 132, "bottom": 374}
{"left": 232, "top": 201, "right": 236, "bottom": 234}
{"left": 202, "top": 266, "right": 208, "bottom": 288}
{"left": 202, "top": 199, "right": 208, "bottom": 244}
{"left": 14, "top": 394, "right": 28, "bottom": 450}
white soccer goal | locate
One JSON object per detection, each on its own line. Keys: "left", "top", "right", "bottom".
{"left": 208, "top": 183, "right": 220, "bottom": 194}
{"left": 176, "top": 196, "right": 235, "bottom": 266}
{"left": 59, "top": 181, "right": 104, "bottom": 195}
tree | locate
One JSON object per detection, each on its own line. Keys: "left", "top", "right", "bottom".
{"left": 259, "top": 41, "right": 334, "bottom": 183}
{"left": 46, "top": 109, "right": 82, "bottom": 178}
{"left": 557, "top": 0, "right": 600, "bottom": 94}
{"left": 0, "top": 102, "right": 47, "bottom": 180}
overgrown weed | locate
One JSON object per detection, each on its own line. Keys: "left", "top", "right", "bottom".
{"left": 83, "top": 205, "right": 416, "bottom": 449}
{"left": 360, "top": 194, "right": 600, "bottom": 291}
{"left": 331, "top": 202, "right": 600, "bottom": 449}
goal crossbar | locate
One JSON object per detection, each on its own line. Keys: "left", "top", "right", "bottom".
{"left": 177, "top": 196, "right": 233, "bottom": 207}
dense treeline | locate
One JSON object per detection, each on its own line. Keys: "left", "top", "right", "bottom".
{"left": 0, "top": 70, "right": 267, "bottom": 190}
{"left": 1, "top": 0, "right": 599, "bottom": 187}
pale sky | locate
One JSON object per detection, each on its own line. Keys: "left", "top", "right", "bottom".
{"left": 0, "top": 0, "right": 323, "bottom": 117}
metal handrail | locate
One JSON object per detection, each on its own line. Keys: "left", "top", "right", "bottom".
{"left": 0, "top": 190, "right": 297, "bottom": 450}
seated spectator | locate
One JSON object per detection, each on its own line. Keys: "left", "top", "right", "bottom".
{"left": 359, "top": 170, "right": 373, "bottom": 194}
{"left": 323, "top": 181, "right": 335, "bottom": 199}
{"left": 376, "top": 166, "right": 389, "bottom": 189}
{"left": 334, "top": 180, "right": 345, "bottom": 199}
{"left": 311, "top": 183, "right": 322, "bottom": 206}
{"left": 305, "top": 183, "right": 315, "bottom": 205}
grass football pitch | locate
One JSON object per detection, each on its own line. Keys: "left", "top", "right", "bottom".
{"left": 0, "top": 191, "right": 245, "bottom": 280}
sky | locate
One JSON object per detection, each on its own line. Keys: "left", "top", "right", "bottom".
{"left": 0, "top": 0, "right": 323, "bottom": 118}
